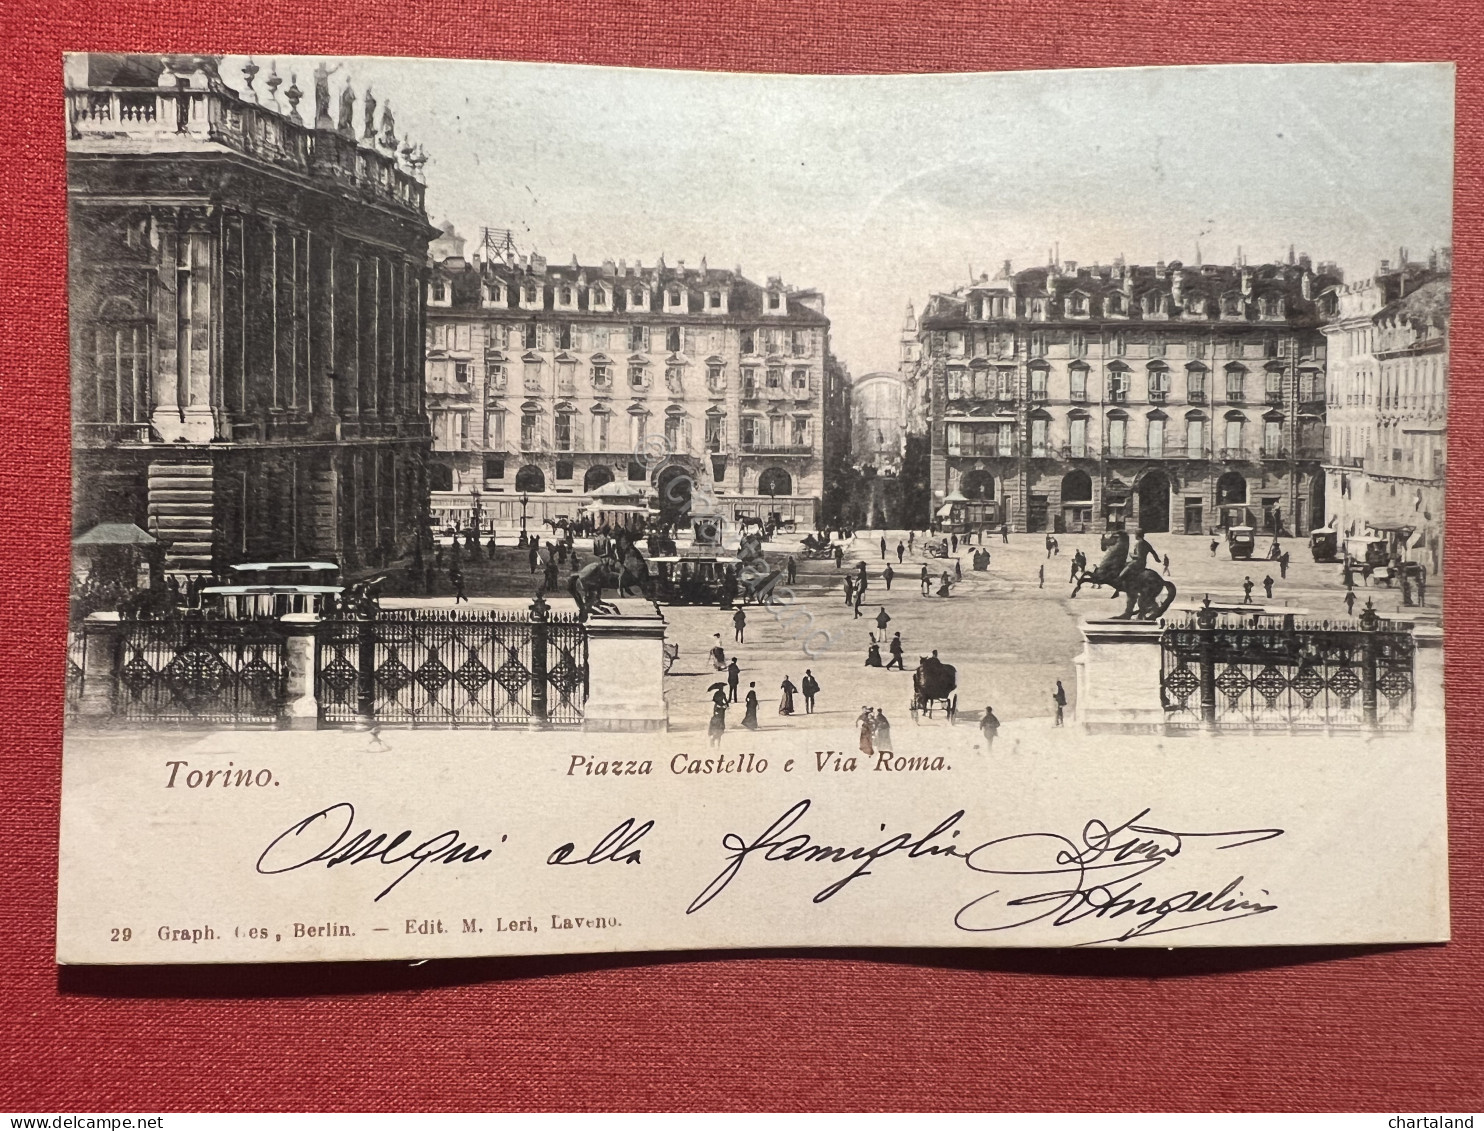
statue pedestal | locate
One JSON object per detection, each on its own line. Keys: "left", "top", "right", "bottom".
{"left": 583, "top": 600, "right": 669, "bottom": 732}
{"left": 1073, "top": 618, "right": 1168, "bottom": 733}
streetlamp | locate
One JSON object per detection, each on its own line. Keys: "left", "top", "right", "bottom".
{"left": 466, "top": 485, "right": 483, "bottom": 559}
{"left": 517, "top": 491, "right": 531, "bottom": 548}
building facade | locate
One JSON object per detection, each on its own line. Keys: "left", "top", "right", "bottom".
{"left": 68, "top": 53, "right": 433, "bottom": 574}
{"left": 912, "top": 256, "right": 1339, "bottom": 536}
{"left": 424, "top": 243, "right": 832, "bottom": 529}
{"left": 1319, "top": 253, "right": 1449, "bottom": 572}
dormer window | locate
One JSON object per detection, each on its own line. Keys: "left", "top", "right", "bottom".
{"left": 665, "top": 286, "right": 684, "bottom": 311}
{"left": 1107, "top": 293, "right": 1126, "bottom": 317}
{"left": 483, "top": 282, "right": 505, "bottom": 307}
{"left": 589, "top": 285, "right": 606, "bottom": 309}
{"left": 708, "top": 289, "right": 723, "bottom": 309}
{"left": 630, "top": 286, "right": 648, "bottom": 311}
{"left": 767, "top": 291, "right": 782, "bottom": 312}
{"left": 523, "top": 283, "right": 538, "bottom": 303}
{"left": 1068, "top": 292, "right": 1088, "bottom": 316}
{"left": 558, "top": 285, "right": 574, "bottom": 306}
{"left": 1030, "top": 298, "right": 1046, "bottom": 320}
{"left": 431, "top": 281, "right": 446, "bottom": 301}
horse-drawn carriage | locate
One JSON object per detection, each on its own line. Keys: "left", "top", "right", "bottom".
{"left": 798, "top": 533, "right": 836, "bottom": 561}
{"left": 650, "top": 555, "right": 744, "bottom": 606}
{"left": 925, "top": 538, "right": 952, "bottom": 559}
{"left": 911, "top": 653, "right": 957, "bottom": 719}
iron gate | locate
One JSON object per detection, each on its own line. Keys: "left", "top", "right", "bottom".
{"left": 315, "top": 601, "right": 587, "bottom": 727}
{"left": 1160, "top": 611, "right": 1414, "bottom": 731}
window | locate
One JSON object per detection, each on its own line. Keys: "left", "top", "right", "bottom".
{"left": 486, "top": 357, "right": 506, "bottom": 390}
{"left": 486, "top": 410, "right": 506, "bottom": 450}
{"left": 666, "top": 327, "right": 682, "bottom": 353}
{"left": 1186, "top": 417, "right": 1206, "bottom": 457}
{"left": 523, "top": 323, "right": 538, "bottom": 349}
{"left": 521, "top": 412, "right": 539, "bottom": 450}
{"left": 766, "top": 367, "right": 784, "bottom": 390}
{"left": 429, "top": 463, "right": 453, "bottom": 492}
{"left": 996, "top": 423, "right": 1014, "bottom": 458}
{"left": 791, "top": 330, "right": 809, "bottom": 357}
{"left": 1069, "top": 330, "right": 1087, "bottom": 358}
{"left": 707, "top": 365, "right": 726, "bottom": 393}
{"left": 484, "top": 457, "right": 505, "bottom": 481}
{"left": 1069, "top": 364, "right": 1088, "bottom": 401}
{"left": 556, "top": 459, "right": 573, "bottom": 481}
{"left": 665, "top": 366, "right": 685, "bottom": 393}
{"left": 1226, "top": 366, "right": 1247, "bottom": 403}
{"left": 559, "top": 286, "right": 573, "bottom": 306}
{"left": 705, "top": 414, "right": 724, "bottom": 452}
{"left": 629, "top": 325, "right": 647, "bottom": 351}
{"left": 741, "top": 329, "right": 756, "bottom": 354}
{"left": 523, "top": 283, "right": 539, "bottom": 304}
{"left": 523, "top": 359, "right": 543, "bottom": 392}
{"left": 667, "top": 287, "right": 682, "bottom": 308}
{"left": 558, "top": 324, "right": 572, "bottom": 350}
{"left": 1148, "top": 417, "right": 1165, "bottom": 459}
{"left": 1110, "top": 331, "right": 1127, "bottom": 356}
{"left": 741, "top": 417, "right": 759, "bottom": 448}
{"left": 708, "top": 289, "right": 722, "bottom": 309}
{"left": 767, "top": 291, "right": 782, "bottom": 311}
{"left": 1187, "top": 365, "right": 1207, "bottom": 403}
{"left": 947, "top": 367, "right": 966, "bottom": 399}
{"left": 628, "top": 365, "right": 649, "bottom": 390}
{"left": 1108, "top": 367, "right": 1129, "bottom": 403}
{"left": 554, "top": 413, "right": 573, "bottom": 452}
{"left": 791, "top": 368, "right": 809, "bottom": 392}
{"left": 1148, "top": 366, "right": 1169, "bottom": 403}
{"left": 591, "top": 364, "right": 611, "bottom": 389}
{"left": 1069, "top": 415, "right": 1088, "bottom": 458}
{"left": 590, "top": 285, "right": 605, "bottom": 307}
{"left": 432, "top": 281, "right": 446, "bottom": 302}
{"left": 1068, "top": 292, "right": 1088, "bottom": 316}
{"left": 1108, "top": 416, "right": 1127, "bottom": 457}
{"left": 1030, "top": 417, "right": 1049, "bottom": 458}
{"left": 1029, "top": 331, "right": 1047, "bottom": 358}
{"left": 593, "top": 411, "right": 610, "bottom": 452}
{"left": 454, "top": 361, "right": 469, "bottom": 383}
{"left": 1263, "top": 418, "right": 1282, "bottom": 456}
{"left": 1225, "top": 417, "right": 1245, "bottom": 455}
{"left": 1188, "top": 337, "right": 1206, "bottom": 359}
{"left": 1149, "top": 334, "right": 1166, "bottom": 358}
{"left": 741, "top": 368, "right": 758, "bottom": 397}
{"left": 664, "top": 412, "right": 682, "bottom": 449}
{"left": 791, "top": 417, "right": 810, "bottom": 448}
{"left": 1265, "top": 368, "right": 1283, "bottom": 404}
{"left": 1029, "top": 366, "right": 1048, "bottom": 400}
{"left": 1264, "top": 335, "right": 1280, "bottom": 358}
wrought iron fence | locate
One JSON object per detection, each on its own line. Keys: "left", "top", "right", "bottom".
{"left": 316, "top": 601, "right": 587, "bottom": 727}
{"left": 1160, "top": 611, "right": 1414, "bottom": 731}
{"left": 113, "top": 617, "right": 289, "bottom": 724}
{"left": 65, "top": 631, "right": 86, "bottom": 716}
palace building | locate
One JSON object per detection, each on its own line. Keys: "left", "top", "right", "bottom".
{"left": 424, "top": 232, "right": 833, "bottom": 530}
{"left": 911, "top": 254, "right": 1340, "bottom": 536}
{"left": 67, "top": 53, "right": 434, "bottom": 574}
{"left": 1319, "top": 251, "right": 1450, "bottom": 573}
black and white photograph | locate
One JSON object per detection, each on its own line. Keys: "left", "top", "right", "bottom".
{"left": 58, "top": 52, "right": 1453, "bottom": 962}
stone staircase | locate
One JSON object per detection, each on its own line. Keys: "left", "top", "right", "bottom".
{"left": 147, "top": 460, "right": 216, "bottom": 574}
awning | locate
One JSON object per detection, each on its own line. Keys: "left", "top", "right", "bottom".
{"left": 936, "top": 502, "right": 956, "bottom": 518}
{"left": 73, "top": 522, "right": 156, "bottom": 547}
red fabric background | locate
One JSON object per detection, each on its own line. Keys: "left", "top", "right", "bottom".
{"left": 2, "top": 0, "right": 1480, "bottom": 1112}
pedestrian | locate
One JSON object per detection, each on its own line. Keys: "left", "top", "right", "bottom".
{"left": 865, "top": 635, "right": 883, "bottom": 666}
{"left": 1263, "top": 574, "right": 1275, "bottom": 599}
{"left": 1345, "top": 589, "right": 1357, "bottom": 617}
{"left": 979, "top": 705, "right": 1001, "bottom": 751}
{"left": 727, "top": 657, "right": 740, "bottom": 703}
{"left": 896, "top": 541, "right": 905, "bottom": 564}
{"left": 742, "top": 682, "right": 760, "bottom": 729}
{"left": 1210, "top": 537, "right": 1219, "bottom": 557}
{"left": 875, "top": 606, "right": 891, "bottom": 632}
{"left": 874, "top": 708, "right": 894, "bottom": 754}
{"left": 908, "top": 531, "right": 916, "bottom": 552}
{"left": 1417, "top": 569, "right": 1428, "bottom": 606}
{"left": 834, "top": 544, "right": 843, "bottom": 569}
{"left": 1051, "top": 536, "right": 1060, "bottom": 556}
{"left": 887, "top": 632, "right": 905, "bottom": 670}
{"left": 883, "top": 563, "right": 894, "bottom": 591}
{"left": 1163, "top": 554, "right": 1171, "bottom": 576}
{"left": 1053, "top": 680, "right": 1067, "bottom": 726}
{"left": 451, "top": 566, "right": 468, "bottom": 604}
{"left": 1279, "top": 550, "right": 1290, "bottom": 579}
{"left": 880, "top": 535, "right": 887, "bottom": 560}
{"left": 1001, "top": 523, "right": 1009, "bottom": 544}
{"left": 857, "top": 707, "right": 876, "bottom": 757}
{"left": 708, "top": 687, "right": 728, "bottom": 747}
{"left": 1045, "top": 533, "right": 1054, "bottom": 558}
{"left": 1243, "top": 576, "right": 1255, "bottom": 604}
{"left": 853, "top": 588, "right": 864, "bottom": 619}
{"left": 954, "top": 557, "right": 962, "bottom": 581}
{"left": 938, "top": 570, "right": 953, "bottom": 598}
{"left": 1070, "top": 548, "right": 1086, "bottom": 584}
{"left": 1038, "top": 563, "right": 1044, "bottom": 588}
{"left": 951, "top": 533, "right": 959, "bottom": 553}
{"left": 801, "top": 670, "right": 820, "bottom": 714}
{"left": 709, "top": 633, "right": 726, "bottom": 671}
{"left": 779, "top": 675, "right": 797, "bottom": 716}
{"left": 786, "top": 555, "right": 797, "bottom": 585}
{"left": 843, "top": 574, "right": 854, "bottom": 607}
{"left": 920, "top": 564, "right": 931, "bottom": 597}
{"left": 733, "top": 606, "right": 746, "bottom": 644}
{"left": 1342, "top": 558, "right": 1355, "bottom": 590}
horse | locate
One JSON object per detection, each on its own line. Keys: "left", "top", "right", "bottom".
{"left": 568, "top": 559, "right": 624, "bottom": 617}
{"left": 1070, "top": 560, "right": 1177, "bottom": 621}
{"left": 912, "top": 654, "right": 958, "bottom": 720}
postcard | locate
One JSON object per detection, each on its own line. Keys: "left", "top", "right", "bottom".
{"left": 58, "top": 54, "right": 1452, "bottom": 962}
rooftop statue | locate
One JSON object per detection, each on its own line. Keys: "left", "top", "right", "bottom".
{"left": 313, "top": 61, "right": 340, "bottom": 129}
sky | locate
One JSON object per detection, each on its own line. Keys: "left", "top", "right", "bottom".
{"left": 228, "top": 57, "right": 1454, "bottom": 376}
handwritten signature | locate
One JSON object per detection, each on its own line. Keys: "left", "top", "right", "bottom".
{"left": 690, "top": 799, "right": 1283, "bottom": 943}
{"left": 255, "top": 802, "right": 494, "bottom": 901}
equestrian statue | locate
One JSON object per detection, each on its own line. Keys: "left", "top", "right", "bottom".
{"left": 1070, "top": 528, "right": 1177, "bottom": 621}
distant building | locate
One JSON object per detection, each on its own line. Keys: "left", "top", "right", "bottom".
{"left": 1319, "top": 251, "right": 1449, "bottom": 571}
{"left": 850, "top": 372, "right": 907, "bottom": 475}
{"left": 424, "top": 246, "right": 833, "bottom": 530}
{"left": 67, "top": 53, "right": 434, "bottom": 573}
{"left": 911, "top": 254, "right": 1339, "bottom": 536}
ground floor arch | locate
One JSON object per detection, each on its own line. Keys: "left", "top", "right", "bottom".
{"left": 583, "top": 464, "right": 615, "bottom": 492}
{"left": 961, "top": 468, "right": 995, "bottom": 500}
{"left": 1217, "top": 470, "right": 1247, "bottom": 506}
{"left": 1136, "top": 470, "right": 1171, "bottom": 533}
{"left": 515, "top": 464, "right": 546, "bottom": 493}
{"left": 758, "top": 466, "right": 794, "bottom": 497}
{"left": 1061, "top": 469, "right": 1092, "bottom": 503}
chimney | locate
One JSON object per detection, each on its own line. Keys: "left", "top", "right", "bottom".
{"left": 1063, "top": 260, "right": 1077, "bottom": 274}
{"left": 1000, "top": 259, "right": 1012, "bottom": 279}
{"left": 1298, "top": 253, "right": 1312, "bottom": 272}
{"left": 1380, "top": 259, "right": 1391, "bottom": 273}
{"left": 1301, "top": 272, "right": 1312, "bottom": 301}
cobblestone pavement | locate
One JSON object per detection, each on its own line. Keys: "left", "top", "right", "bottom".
{"left": 660, "top": 528, "right": 1435, "bottom": 736}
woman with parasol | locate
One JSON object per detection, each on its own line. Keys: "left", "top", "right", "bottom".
{"left": 707, "top": 683, "right": 728, "bottom": 746}
{"left": 864, "top": 633, "right": 883, "bottom": 667}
